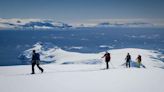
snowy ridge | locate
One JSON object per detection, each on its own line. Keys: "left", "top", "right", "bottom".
{"left": 19, "top": 42, "right": 101, "bottom": 64}
{"left": 19, "top": 42, "right": 164, "bottom": 68}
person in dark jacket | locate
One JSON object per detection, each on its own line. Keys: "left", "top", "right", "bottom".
{"left": 31, "top": 50, "right": 44, "bottom": 74}
{"left": 125, "top": 53, "right": 131, "bottom": 68}
{"left": 102, "top": 51, "right": 111, "bottom": 69}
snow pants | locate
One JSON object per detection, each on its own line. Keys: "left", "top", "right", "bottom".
{"left": 32, "top": 60, "right": 43, "bottom": 73}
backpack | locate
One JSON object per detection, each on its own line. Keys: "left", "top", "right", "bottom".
{"left": 105, "top": 53, "right": 111, "bottom": 61}
{"left": 36, "top": 53, "right": 40, "bottom": 60}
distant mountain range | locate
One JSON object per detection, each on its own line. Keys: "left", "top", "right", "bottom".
{"left": 0, "top": 18, "right": 160, "bottom": 30}
{"left": 0, "top": 18, "right": 72, "bottom": 30}
{"left": 96, "top": 22, "right": 154, "bottom": 28}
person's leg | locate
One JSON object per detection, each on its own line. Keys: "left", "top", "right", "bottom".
{"left": 126, "top": 62, "right": 128, "bottom": 68}
{"left": 31, "top": 63, "right": 35, "bottom": 74}
{"left": 37, "top": 64, "right": 44, "bottom": 73}
{"left": 138, "top": 62, "right": 141, "bottom": 68}
{"left": 127, "top": 60, "right": 130, "bottom": 68}
{"left": 106, "top": 62, "right": 109, "bottom": 69}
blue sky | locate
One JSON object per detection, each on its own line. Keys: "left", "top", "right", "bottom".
{"left": 0, "top": 0, "right": 164, "bottom": 22}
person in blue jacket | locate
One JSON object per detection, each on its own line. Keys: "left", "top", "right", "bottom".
{"left": 125, "top": 53, "right": 131, "bottom": 68}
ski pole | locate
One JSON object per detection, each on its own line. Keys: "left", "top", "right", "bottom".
{"left": 110, "top": 62, "right": 115, "bottom": 68}
{"left": 99, "top": 58, "right": 104, "bottom": 68}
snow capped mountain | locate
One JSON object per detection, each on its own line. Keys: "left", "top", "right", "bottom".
{"left": 18, "top": 42, "right": 101, "bottom": 65}
{"left": 18, "top": 42, "right": 164, "bottom": 68}
{"left": 0, "top": 18, "right": 163, "bottom": 30}
{"left": 96, "top": 22, "right": 154, "bottom": 28}
{"left": 0, "top": 18, "right": 72, "bottom": 30}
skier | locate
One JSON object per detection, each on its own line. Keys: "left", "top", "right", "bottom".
{"left": 31, "top": 50, "right": 44, "bottom": 74}
{"left": 125, "top": 53, "right": 131, "bottom": 68}
{"left": 102, "top": 51, "right": 111, "bottom": 69}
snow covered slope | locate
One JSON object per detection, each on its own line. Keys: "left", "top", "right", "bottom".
{"left": 0, "top": 64, "right": 164, "bottom": 92}
{"left": 1, "top": 43, "right": 164, "bottom": 92}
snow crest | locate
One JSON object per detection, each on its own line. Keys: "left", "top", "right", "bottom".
{"left": 18, "top": 42, "right": 101, "bottom": 65}
{"left": 19, "top": 42, "right": 164, "bottom": 68}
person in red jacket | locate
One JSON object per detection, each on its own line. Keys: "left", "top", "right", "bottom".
{"left": 102, "top": 51, "right": 111, "bottom": 69}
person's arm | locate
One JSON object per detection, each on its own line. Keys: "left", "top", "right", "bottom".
{"left": 101, "top": 54, "right": 105, "bottom": 58}
{"left": 136, "top": 57, "right": 138, "bottom": 61}
{"left": 31, "top": 54, "right": 34, "bottom": 63}
{"left": 32, "top": 54, "right": 34, "bottom": 60}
